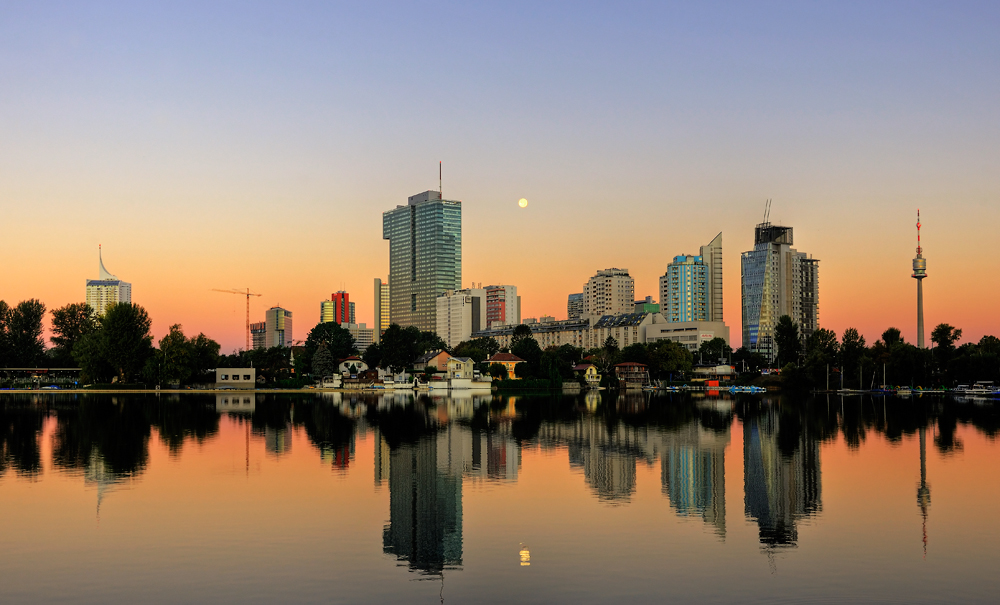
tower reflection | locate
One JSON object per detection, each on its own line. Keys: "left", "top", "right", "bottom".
{"left": 742, "top": 404, "right": 822, "bottom": 547}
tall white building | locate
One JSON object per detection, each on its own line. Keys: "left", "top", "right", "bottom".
{"left": 85, "top": 246, "right": 132, "bottom": 316}
{"left": 741, "top": 223, "right": 819, "bottom": 363}
{"left": 582, "top": 268, "right": 634, "bottom": 318}
{"left": 436, "top": 288, "right": 486, "bottom": 348}
{"left": 346, "top": 323, "right": 374, "bottom": 351}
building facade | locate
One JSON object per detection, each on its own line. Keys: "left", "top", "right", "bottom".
{"left": 741, "top": 223, "right": 819, "bottom": 363}
{"left": 85, "top": 247, "right": 132, "bottom": 316}
{"left": 264, "top": 306, "right": 293, "bottom": 348}
{"left": 321, "top": 291, "right": 351, "bottom": 325}
{"left": 659, "top": 233, "right": 723, "bottom": 324}
{"left": 373, "top": 278, "right": 390, "bottom": 342}
{"left": 383, "top": 190, "right": 462, "bottom": 333}
{"left": 485, "top": 285, "right": 519, "bottom": 328}
{"left": 436, "top": 288, "right": 486, "bottom": 348}
{"left": 567, "top": 293, "right": 584, "bottom": 321}
{"left": 633, "top": 296, "right": 660, "bottom": 314}
{"left": 345, "top": 323, "right": 374, "bottom": 351}
{"left": 582, "top": 268, "right": 634, "bottom": 318}
{"left": 250, "top": 322, "right": 266, "bottom": 350}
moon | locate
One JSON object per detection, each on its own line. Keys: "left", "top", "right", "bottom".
{"left": 518, "top": 198, "right": 528, "bottom": 208}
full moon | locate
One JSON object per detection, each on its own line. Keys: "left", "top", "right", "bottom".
{"left": 518, "top": 198, "right": 528, "bottom": 208}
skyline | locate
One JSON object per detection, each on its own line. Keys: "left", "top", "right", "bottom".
{"left": 2, "top": 2, "right": 998, "bottom": 352}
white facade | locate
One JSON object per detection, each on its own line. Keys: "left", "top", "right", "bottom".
{"left": 645, "top": 321, "right": 731, "bottom": 352}
{"left": 346, "top": 323, "right": 374, "bottom": 350}
{"left": 264, "top": 307, "right": 293, "bottom": 348}
{"left": 436, "top": 288, "right": 486, "bottom": 348}
{"left": 582, "top": 268, "right": 634, "bottom": 319}
{"left": 85, "top": 247, "right": 132, "bottom": 316}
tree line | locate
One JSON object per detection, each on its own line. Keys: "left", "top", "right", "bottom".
{"left": 771, "top": 314, "right": 999, "bottom": 390}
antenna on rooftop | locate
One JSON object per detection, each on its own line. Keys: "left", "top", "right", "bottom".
{"left": 439, "top": 161, "right": 442, "bottom": 199}
{"left": 762, "top": 199, "right": 772, "bottom": 224}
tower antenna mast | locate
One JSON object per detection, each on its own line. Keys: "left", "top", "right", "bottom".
{"left": 439, "top": 161, "right": 442, "bottom": 199}
{"left": 912, "top": 209, "right": 928, "bottom": 348}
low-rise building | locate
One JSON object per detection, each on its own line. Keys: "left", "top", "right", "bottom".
{"left": 414, "top": 349, "right": 452, "bottom": 373}
{"left": 215, "top": 368, "right": 256, "bottom": 389}
{"left": 486, "top": 352, "right": 525, "bottom": 379}
{"left": 614, "top": 362, "right": 650, "bottom": 388}
{"left": 644, "top": 321, "right": 731, "bottom": 352}
{"left": 573, "top": 363, "right": 602, "bottom": 388}
{"left": 338, "top": 356, "right": 369, "bottom": 375}
{"left": 447, "top": 357, "right": 475, "bottom": 380}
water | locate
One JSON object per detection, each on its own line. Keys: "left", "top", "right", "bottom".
{"left": 1, "top": 391, "right": 998, "bottom": 604}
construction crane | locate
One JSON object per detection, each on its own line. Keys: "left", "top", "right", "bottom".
{"left": 212, "top": 288, "right": 262, "bottom": 351}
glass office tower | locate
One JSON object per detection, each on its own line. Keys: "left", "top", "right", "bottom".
{"left": 383, "top": 191, "right": 462, "bottom": 333}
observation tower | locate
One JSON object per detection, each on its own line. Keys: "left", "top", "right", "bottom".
{"left": 912, "top": 210, "right": 927, "bottom": 348}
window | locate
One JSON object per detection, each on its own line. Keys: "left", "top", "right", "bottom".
{"left": 244, "top": 375, "right": 251, "bottom": 380}
{"left": 221, "top": 374, "right": 229, "bottom": 380}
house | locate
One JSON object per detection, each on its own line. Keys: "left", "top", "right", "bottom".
{"left": 573, "top": 363, "right": 602, "bottom": 388}
{"left": 447, "top": 357, "right": 475, "bottom": 380}
{"left": 614, "top": 362, "right": 650, "bottom": 389}
{"left": 215, "top": 368, "right": 256, "bottom": 390}
{"left": 414, "top": 349, "right": 452, "bottom": 373}
{"left": 486, "top": 352, "right": 526, "bottom": 379}
{"left": 338, "top": 356, "right": 369, "bottom": 376}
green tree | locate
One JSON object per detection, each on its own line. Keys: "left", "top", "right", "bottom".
{"left": 774, "top": 315, "right": 801, "bottom": 367}
{"left": 511, "top": 335, "right": 542, "bottom": 376}
{"left": 802, "top": 328, "right": 839, "bottom": 388}
{"left": 733, "top": 347, "right": 766, "bottom": 374}
{"left": 839, "top": 328, "right": 867, "bottom": 389}
{"left": 0, "top": 301, "right": 10, "bottom": 367}
{"left": 510, "top": 324, "right": 535, "bottom": 351}
{"left": 488, "top": 363, "right": 508, "bottom": 380}
{"left": 312, "top": 345, "right": 337, "bottom": 377}
{"left": 6, "top": 299, "right": 47, "bottom": 367}
{"left": 50, "top": 303, "right": 98, "bottom": 367}
{"left": 647, "top": 339, "right": 693, "bottom": 378}
{"left": 297, "top": 322, "right": 358, "bottom": 377}
{"left": 188, "top": 333, "right": 221, "bottom": 380}
{"left": 362, "top": 342, "right": 383, "bottom": 369}
{"left": 697, "top": 337, "right": 732, "bottom": 364}
{"left": 75, "top": 303, "right": 155, "bottom": 383}
{"left": 159, "top": 324, "right": 193, "bottom": 384}
{"left": 931, "top": 323, "right": 963, "bottom": 382}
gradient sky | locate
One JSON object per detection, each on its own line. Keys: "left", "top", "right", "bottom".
{"left": 2, "top": 1, "right": 998, "bottom": 352}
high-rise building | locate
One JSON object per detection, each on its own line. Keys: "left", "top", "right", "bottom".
{"left": 250, "top": 322, "right": 266, "bottom": 350}
{"left": 321, "top": 291, "right": 351, "bottom": 325}
{"left": 383, "top": 190, "right": 462, "bottom": 333}
{"left": 582, "top": 268, "right": 634, "bottom": 318}
{"left": 263, "top": 307, "right": 293, "bottom": 348}
{"left": 345, "top": 323, "right": 374, "bottom": 351}
{"left": 436, "top": 288, "right": 486, "bottom": 348}
{"left": 633, "top": 296, "right": 660, "bottom": 314}
{"left": 85, "top": 246, "right": 132, "bottom": 316}
{"left": 659, "top": 233, "right": 723, "bottom": 324}
{"left": 485, "top": 285, "right": 519, "bottom": 328}
{"left": 567, "top": 293, "right": 584, "bottom": 320}
{"left": 912, "top": 210, "right": 927, "bottom": 349}
{"left": 741, "top": 222, "right": 819, "bottom": 363}
{"left": 374, "top": 278, "right": 390, "bottom": 343}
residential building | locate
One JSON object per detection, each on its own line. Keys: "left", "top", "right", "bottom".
{"left": 346, "top": 323, "right": 374, "bottom": 351}
{"left": 383, "top": 190, "right": 462, "bottom": 333}
{"left": 659, "top": 233, "right": 723, "bottom": 324}
{"left": 634, "top": 296, "right": 660, "bottom": 314}
{"left": 573, "top": 364, "right": 602, "bottom": 388}
{"left": 264, "top": 307, "right": 293, "bottom": 348}
{"left": 582, "top": 268, "right": 634, "bottom": 318}
{"left": 85, "top": 246, "right": 132, "bottom": 316}
{"left": 474, "top": 312, "right": 730, "bottom": 352}
{"left": 338, "top": 356, "right": 369, "bottom": 375}
{"left": 374, "top": 278, "right": 390, "bottom": 342}
{"left": 447, "top": 357, "right": 474, "bottom": 380}
{"left": 436, "top": 288, "right": 486, "bottom": 348}
{"left": 250, "top": 322, "right": 266, "bottom": 350}
{"left": 485, "top": 285, "right": 519, "bottom": 328}
{"left": 485, "top": 352, "right": 525, "bottom": 379}
{"left": 741, "top": 222, "right": 819, "bottom": 363}
{"left": 567, "top": 293, "right": 584, "bottom": 320}
{"left": 415, "top": 350, "right": 452, "bottom": 373}
{"left": 614, "top": 362, "right": 650, "bottom": 388}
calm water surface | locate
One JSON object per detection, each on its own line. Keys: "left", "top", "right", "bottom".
{"left": 1, "top": 392, "right": 998, "bottom": 604}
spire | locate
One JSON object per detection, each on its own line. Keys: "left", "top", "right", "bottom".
{"left": 98, "top": 245, "right": 117, "bottom": 280}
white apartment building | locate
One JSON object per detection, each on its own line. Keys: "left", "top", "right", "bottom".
{"left": 582, "top": 268, "right": 634, "bottom": 319}
{"left": 346, "top": 323, "right": 374, "bottom": 351}
{"left": 436, "top": 288, "right": 486, "bottom": 348}
{"left": 85, "top": 247, "right": 132, "bottom": 316}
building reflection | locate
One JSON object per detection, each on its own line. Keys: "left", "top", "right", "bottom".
{"left": 660, "top": 420, "right": 729, "bottom": 537}
{"left": 742, "top": 404, "right": 821, "bottom": 547}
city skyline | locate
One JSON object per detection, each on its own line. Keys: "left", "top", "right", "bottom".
{"left": 2, "top": 3, "right": 998, "bottom": 352}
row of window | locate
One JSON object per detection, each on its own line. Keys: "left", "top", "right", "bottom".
{"left": 220, "top": 374, "right": 252, "bottom": 381}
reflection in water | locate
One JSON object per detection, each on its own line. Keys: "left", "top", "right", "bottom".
{"left": 917, "top": 425, "right": 931, "bottom": 556}
{"left": 742, "top": 403, "right": 822, "bottom": 547}
{"left": 661, "top": 420, "right": 729, "bottom": 537}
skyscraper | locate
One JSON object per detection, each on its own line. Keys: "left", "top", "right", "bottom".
{"left": 383, "top": 190, "right": 462, "bottom": 333}
{"left": 741, "top": 221, "right": 819, "bottom": 363}
{"left": 85, "top": 246, "right": 132, "bottom": 316}
{"left": 912, "top": 210, "right": 927, "bottom": 349}
{"left": 659, "top": 233, "right": 723, "bottom": 324}
{"left": 582, "top": 268, "right": 634, "bottom": 318}
{"left": 263, "top": 306, "right": 293, "bottom": 348}
{"left": 373, "top": 278, "right": 390, "bottom": 343}
{"left": 321, "top": 291, "right": 351, "bottom": 325}
{"left": 436, "top": 288, "right": 486, "bottom": 348}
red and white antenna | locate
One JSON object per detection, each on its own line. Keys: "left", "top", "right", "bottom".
{"left": 916, "top": 209, "right": 922, "bottom": 255}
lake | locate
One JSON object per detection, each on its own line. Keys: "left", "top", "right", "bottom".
{"left": 1, "top": 391, "right": 998, "bottom": 604}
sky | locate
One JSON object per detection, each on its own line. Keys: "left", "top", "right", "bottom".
{"left": 1, "top": 1, "right": 998, "bottom": 352}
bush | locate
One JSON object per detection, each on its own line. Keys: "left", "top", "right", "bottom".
{"left": 494, "top": 378, "right": 556, "bottom": 391}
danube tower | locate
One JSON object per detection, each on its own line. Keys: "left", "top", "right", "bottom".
{"left": 912, "top": 210, "right": 927, "bottom": 348}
